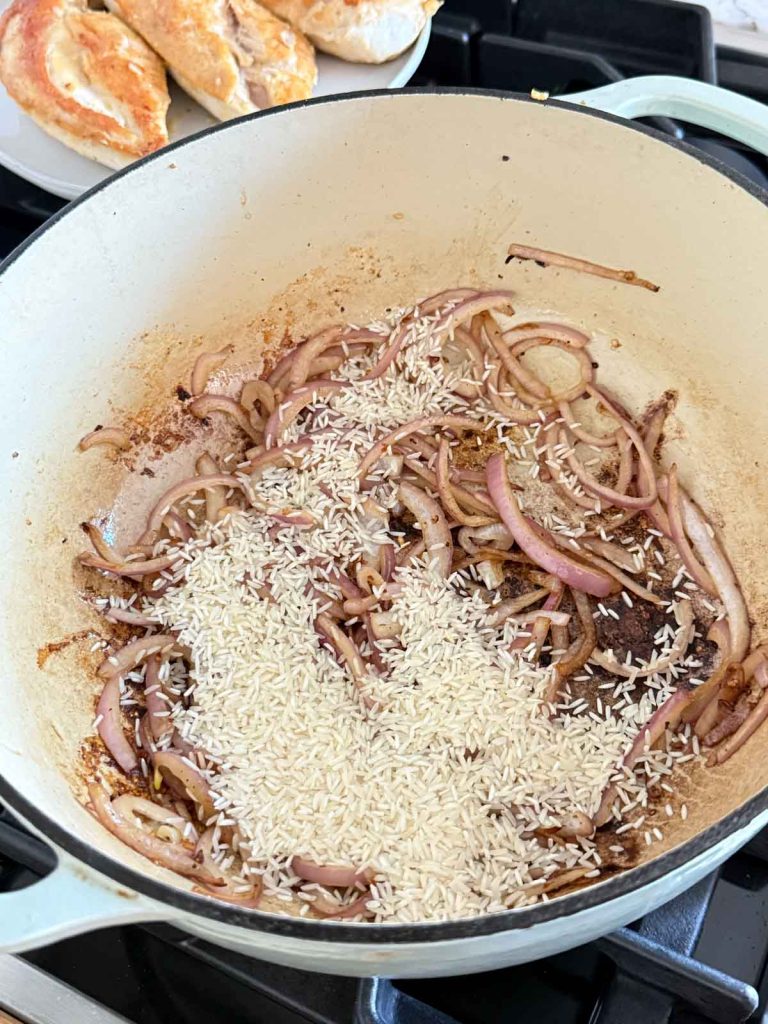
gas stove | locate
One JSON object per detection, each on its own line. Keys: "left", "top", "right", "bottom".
{"left": 3, "top": 2, "right": 768, "bottom": 1022}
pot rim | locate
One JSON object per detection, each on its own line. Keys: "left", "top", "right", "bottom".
{"left": 1, "top": 86, "right": 767, "bottom": 944}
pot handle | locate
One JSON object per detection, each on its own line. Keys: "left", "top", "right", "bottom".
{"left": 565, "top": 75, "right": 768, "bottom": 157}
{"left": 0, "top": 853, "right": 163, "bottom": 953}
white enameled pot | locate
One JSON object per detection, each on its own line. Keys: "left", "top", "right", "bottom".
{"left": 2, "top": 76, "right": 768, "bottom": 978}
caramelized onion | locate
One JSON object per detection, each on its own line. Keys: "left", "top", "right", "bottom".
{"left": 78, "top": 427, "right": 131, "bottom": 452}
{"left": 397, "top": 480, "right": 452, "bottom": 577}
{"left": 188, "top": 394, "right": 262, "bottom": 443}
{"left": 190, "top": 345, "right": 233, "bottom": 396}
{"left": 96, "top": 675, "right": 137, "bottom": 773}
{"left": 292, "top": 856, "right": 372, "bottom": 888}
{"left": 486, "top": 454, "right": 613, "bottom": 597}
{"left": 263, "top": 381, "right": 344, "bottom": 447}
{"left": 666, "top": 466, "right": 716, "bottom": 594}
{"left": 595, "top": 688, "right": 689, "bottom": 826}
{"left": 88, "top": 783, "right": 216, "bottom": 881}
{"left": 358, "top": 415, "right": 484, "bottom": 481}
{"left": 506, "top": 243, "right": 659, "bottom": 292}
{"left": 98, "top": 635, "right": 181, "bottom": 679}
{"left": 591, "top": 600, "right": 694, "bottom": 679}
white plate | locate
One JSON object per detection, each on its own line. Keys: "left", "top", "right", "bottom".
{"left": 0, "top": 13, "right": 430, "bottom": 200}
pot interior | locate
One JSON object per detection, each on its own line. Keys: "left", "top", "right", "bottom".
{"left": 1, "top": 90, "right": 767, "bottom": 920}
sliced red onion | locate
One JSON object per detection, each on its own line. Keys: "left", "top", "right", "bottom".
{"left": 309, "top": 890, "right": 374, "bottom": 919}
{"left": 568, "top": 548, "right": 662, "bottom": 606}
{"left": 364, "top": 291, "right": 513, "bottom": 381}
{"left": 79, "top": 551, "right": 176, "bottom": 578}
{"left": 556, "top": 811, "right": 594, "bottom": 837}
{"left": 98, "top": 635, "right": 181, "bottom": 679}
{"left": 195, "top": 453, "right": 226, "bottom": 522}
{"left": 504, "top": 323, "right": 590, "bottom": 349}
{"left": 403, "top": 457, "right": 496, "bottom": 517}
{"left": 397, "top": 480, "right": 453, "bottom": 577}
{"left": 562, "top": 389, "right": 658, "bottom": 510}
{"left": 305, "top": 584, "right": 345, "bottom": 620}
{"left": 507, "top": 243, "right": 659, "bottom": 291}
{"left": 742, "top": 646, "right": 768, "bottom": 682}
{"left": 694, "top": 695, "right": 722, "bottom": 740}
{"left": 447, "top": 325, "right": 485, "bottom": 398}
{"left": 193, "top": 828, "right": 260, "bottom": 898}
{"left": 546, "top": 589, "right": 597, "bottom": 707}
{"left": 580, "top": 537, "right": 639, "bottom": 575}
{"left": 485, "top": 362, "right": 544, "bottom": 424}
{"left": 591, "top": 600, "right": 694, "bottom": 679}
{"left": 326, "top": 567, "right": 365, "bottom": 601}
{"left": 356, "top": 565, "right": 385, "bottom": 594}
{"left": 111, "top": 795, "right": 188, "bottom": 832}
{"left": 96, "top": 675, "right": 137, "bottom": 773}
{"left": 163, "top": 511, "right": 195, "bottom": 542}
{"left": 595, "top": 688, "right": 688, "bottom": 826}
{"left": 509, "top": 337, "right": 595, "bottom": 404}
{"left": 476, "top": 560, "right": 507, "bottom": 589}
{"left": 315, "top": 613, "right": 373, "bottom": 706}
{"left": 263, "top": 381, "right": 344, "bottom": 447}
{"left": 88, "top": 783, "right": 216, "bottom": 882}
{"left": 379, "top": 544, "right": 396, "bottom": 581}
{"left": 245, "top": 436, "right": 315, "bottom": 476}
{"left": 707, "top": 673, "right": 768, "bottom": 765}
{"left": 395, "top": 537, "right": 427, "bottom": 567}
{"left": 190, "top": 346, "right": 233, "bottom": 396}
{"left": 417, "top": 286, "right": 479, "bottom": 315}
{"left": 78, "top": 427, "right": 131, "bottom": 452}
{"left": 558, "top": 400, "right": 618, "bottom": 448}
{"left": 103, "top": 606, "right": 158, "bottom": 627}
{"left": 144, "top": 657, "right": 175, "bottom": 744}
{"left": 241, "top": 378, "right": 277, "bottom": 416}
{"left": 82, "top": 522, "right": 122, "bottom": 563}
{"left": 188, "top": 394, "right": 261, "bottom": 443}
{"left": 269, "top": 510, "right": 316, "bottom": 528}
{"left": 676, "top": 487, "right": 750, "bottom": 662}
{"left": 539, "top": 867, "right": 593, "bottom": 894}
{"left": 291, "top": 856, "right": 372, "bottom": 888}
{"left": 144, "top": 474, "right": 246, "bottom": 540}
{"left": 665, "top": 466, "right": 716, "bottom": 595}
{"left": 457, "top": 523, "right": 514, "bottom": 554}
{"left": 704, "top": 701, "right": 753, "bottom": 748}
{"left": 436, "top": 438, "right": 497, "bottom": 528}
{"left": 368, "top": 611, "right": 403, "bottom": 640}
{"left": 623, "top": 688, "right": 688, "bottom": 767}
{"left": 513, "top": 582, "right": 565, "bottom": 656}
{"left": 287, "top": 326, "right": 344, "bottom": 387}
{"left": 153, "top": 751, "right": 215, "bottom": 821}
{"left": 358, "top": 414, "right": 484, "bottom": 480}
{"left": 509, "top": 609, "right": 570, "bottom": 628}
{"left": 485, "top": 589, "right": 552, "bottom": 627}
{"left": 483, "top": 317, "right": 550, "bottom": 402}
{"left": 486, "top": 454, "right": 613, "bottom": 597}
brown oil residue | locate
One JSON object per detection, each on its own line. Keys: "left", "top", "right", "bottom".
{"left": 36, "top": 629, "right": 95, "bottom": 669}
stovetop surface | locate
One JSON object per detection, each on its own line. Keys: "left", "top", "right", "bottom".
{"left": 3, "top": 1, "right": 768, "bottom": 1022}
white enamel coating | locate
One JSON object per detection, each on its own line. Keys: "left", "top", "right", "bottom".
{"left": 0, "top": 7, "right": 430, "bottom": 199}
{"left": 0, "top": 852, "right": 164, "bottom": 952}
{"left": 567, "top": 75, "right": 768, "bottom": 154}
{"left": 3, "top": 808, "right": 767, "bottom": 974}
{"left": 1, "top": 86, "right": 768, "bottom": 976}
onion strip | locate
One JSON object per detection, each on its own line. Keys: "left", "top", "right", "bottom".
{"left": 486, "top": 454, "right": 614, "bottom": 597}
{"left": 506, "top": 243, "right": 660, "bottom": 292}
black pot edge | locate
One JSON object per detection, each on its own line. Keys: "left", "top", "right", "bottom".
{"left": 1, "top": 85, "right": 767, "bottom": 946}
